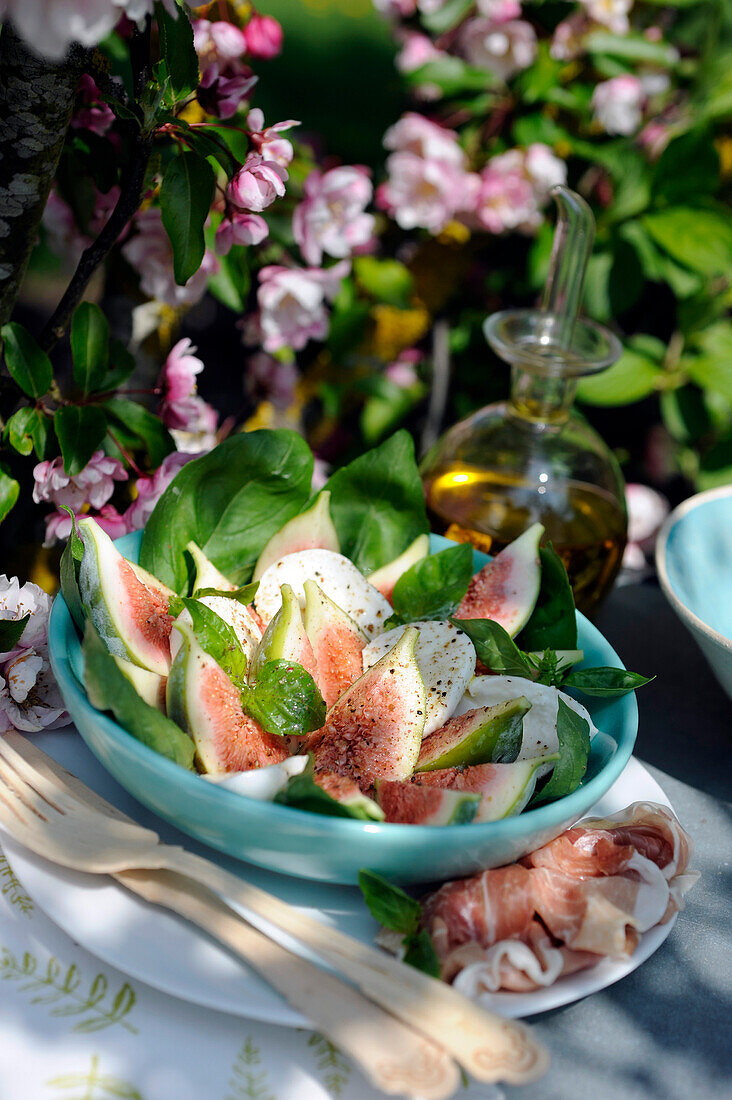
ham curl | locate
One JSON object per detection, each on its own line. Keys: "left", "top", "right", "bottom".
{"left": 417, "top": 802, "right": 698, "bottom": 993}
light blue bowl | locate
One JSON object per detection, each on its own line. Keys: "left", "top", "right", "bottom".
{"left": 656, "top": 485, "right": 732, "bottom": 702}
{"left": 48, "top": 533, "right": 637, "bottom": 884}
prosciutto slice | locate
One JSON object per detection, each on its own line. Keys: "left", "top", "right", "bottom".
{"left": 417, "top": 802, "right": 698, "bottom": 994}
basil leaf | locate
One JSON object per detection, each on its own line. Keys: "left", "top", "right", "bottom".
{"left": 518, "top": 543, "right": 577, "bottom": 651}
{"left": 140, "top": 430, "right": 313, "bottom": 592}
{"left": 358, "top": 869, "right": 421, "bottom": 936}
{"left": 193, "top": 582, "right": 259, "bottom": 606}
{"left": 531, "top": 697, "right": 590, "bottom": 806}
{"left": 241, "top": 660, "right": 326, "bottom": 738}
{"left": 1, "top": 322, "right": 52, "bottom": 399}
{"left": 275, "top": 761, "right": 380, "bottom": 820}
{"left": 392, "top": 543, "right": 473, "bottom": 623}
{"left": 0, "top": 614, "right": 30, "bottom": 654}
{"left": 103, "top": 396, "right": 175, "bottom": 468}
{"left": 490, "top": 719, "right": 524, "bottom": 764}
{"left": 160, "top": 152, "right": 215, "bottom": 285}
{"left": 402, "top": 928, "right": 441, "bottom": 979}
{"left": 59, "top": 507, "right": 85, "bottom": 632}
{"left": 564, "top": 667, "right": 653, "bottom": 697}
{"left": 171, "top": 597, "right": 248, "bottom": 689}
{"left": 71, "top": 302, "right": 109, "bottom": 395}
{"left": 54, "top": 405, "right": 108, "bottom": 476}
{"left": 325, "top": 431, "right": 429, "bottom": 574}
{"left": 83, "top": 622, "right": 194, "bottom": 769}
{"left": 452, "top": 617, "right": 534, "bottom": 678}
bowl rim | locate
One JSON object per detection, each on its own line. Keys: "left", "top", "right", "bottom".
{"left": 48, "top": 532, "right": 637, "bottom": 842}
{"left": 655, "top": 483, "right": 732, "bottom": 655}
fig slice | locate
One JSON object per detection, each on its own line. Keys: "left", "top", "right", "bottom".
{"left": 366, "top": 533, "right": 430, "bottom": 604}
{"left": 303, "top": 579, "right": 366, "bottom": 708}
{"left": 415, "top": 697, "right": 531, "bottom": 772}
{"left": 254, "top": 548, "right": 392, "bottom": 638}
{"left": 362, "top": 620, "right": 476, "bottom": 736}
{"left": 249, "top": 582, "right": 318, "bottom": 684}
{"left": 78, "top": 516, "right": 173, "bottom": 676}
{"left": 112, "top": 656, "right": 166, "bottom": 712}
{"left": 455, "top": 521, "right": 544, "bottom": 637}
{"left": 187, "top": 540, "right": 237, "bottom": 592}
{"left": 253, "top": 491, "right": 340, "bottom": 581}
{"left": 307, "top": 626, "right": 426, "bottom": 790}
{"left": 166, "top": 620, "right": 287, "bottom": 774}
{"left": 376, "top": 780, "right": 480, "bottom": 825}
{"left": 414, "top": 756, "right": 557, "bottom": 822}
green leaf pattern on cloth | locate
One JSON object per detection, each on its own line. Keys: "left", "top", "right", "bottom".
{"left": 46, "top": 1054, "right": 144, "bottom": 1099}
{"left": 307, "top": 1034, "right": 352, "bottom": 1099}
{"left": 0, "top": 845, "right": 33, "bottom": 916}
{"left": 224, "top": 1038, "right": 276, "bottom": 1100}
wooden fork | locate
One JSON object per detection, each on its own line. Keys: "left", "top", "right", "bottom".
{"left": 0, "top": 733, "right": 549, "bottom": 1086}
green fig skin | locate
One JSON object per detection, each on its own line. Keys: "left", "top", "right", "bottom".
{"left": 366, "top": 533, "right": 430, "bottom": 604}
{"left": 456, "top": 522, "right": 544, "bottom": 637}
{"left": 249, "top": 583, "right": 318, "bottom": 684}
{"left": 415, "top": 697, "right": 531, "bottom": 772}
{"left": 375, "top": 780, "right": 480, "bottom": 825}
{"left": 253, "top": 491, "right": 340, "bottom": 581}
{"left": 186, "top": 541, "right": 236, "bottom": 592}
{"left": 415, "top": 755, "right": 559, "bottom": 822}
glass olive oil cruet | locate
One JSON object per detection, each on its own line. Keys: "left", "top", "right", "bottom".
{"left": 421, "top": 186, "right": 628, "bottom": 616}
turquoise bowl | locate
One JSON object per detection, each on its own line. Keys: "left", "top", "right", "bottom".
{"left": 656, "top": 485, "right": 732, "bottom": 703}
{"left": 48, "top": 532, "right": 637, "bottom": 884}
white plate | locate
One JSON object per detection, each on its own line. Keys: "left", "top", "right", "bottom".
{"left": 2, "top": 738, "right": 675, "bottom": 1026}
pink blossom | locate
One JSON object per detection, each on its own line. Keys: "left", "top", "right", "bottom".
{"left": 0, "top": 576, "right": 53, "bottom": 662}
{"left": 159, "top": 338, "right": 204, "bottom": 406}
{"left": 395, "top": 32, "right": 444, "bottom": 74}
{"left": 524, "top": 143, "right": 567, "bottom": 201}
{"left": 385, "top": 350, "right": 421, "bottom": 389}
{"left": 247, "top": 110, "right": 299, "bottom": 168}
{"left": 124, "top": 452, "right": 193, "bottom": 531}
{"left": 475, "top": 161, "right": 539, "bottom": 234}
{"left": 169, "top": 398, "right": 218, "bottom": 454}
{"left": 0, "top": 647, "right": 69, "bottom": 732}
{"left": 215, "top": 212, "right": 269, "bottom": 255}
{"left": 312, "top": 457, "right": 330, "bottom": 492}
{"left": 33, "top": 451, "right": 127, "bottom": 513}
{"left": 639, "top": 120, "right": 671, "bottom": 160}
{"left": 243, "top": 14, "right": 283, "bottom": 59}
{"left": 256, "top": 261, "right": 350, "bottom": 352}
{"left": 244, "top": 352, "right": 298, "bottom": 410}
{"left": 377, "top": 152, "right": 479, "bottom": 234}
{"left": 476, "top": 0, "right": 522, "bottom": 23}
{"left": 193, "top": 18, "right": 248, "bottom": 65}
{"left": 383, "top": 113, "right": 466, "bottom": 168}
{"left": 592, "top": 75, "right": 644, "bottom": 135}
{"left": 198, "top": 62, "right": 258, "bottom": 119}
{"left": 43, "top": 185, "right": 121, "bottom": 265}
{"left": 622, "top": 483, "right": 669, "bottom": 571}
{"left": 460, "top": 18, "right": 537, "bottom": 81}
{"left": 581, "top": 0, "right": 634, "bottom": 35}
{"left": 227, "top": 153, "right": 288, "bottom": 213}
{"left": 0, "top": 0, "right": 176, "bottom": 61}
{"left": 122, "top": 208, "right": 218, "bottom": 308}
{"left": 372, "top": 0, "right": 416, "bottom": 13}
{"left": 42, "top": 504, "right": 128, "bottom": 548}
{"left": 71, "top": 74, "right": 114, "bottom": 136}
{"left": 293, "top": 166, "right": 375, "bottom": 266}
{"left": 550, "top": 13, "right": 590, "bottom": 61}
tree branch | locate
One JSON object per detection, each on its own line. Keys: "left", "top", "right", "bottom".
{"left": 39, "top": 20, "right": 154, "bottom": 353}
{"left": 0, "top": 27, "right": 87, "bottom": 326}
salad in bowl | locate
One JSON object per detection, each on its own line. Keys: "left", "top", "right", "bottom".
{"left": 50, "top": 428, "right": 646, "bottom": 882}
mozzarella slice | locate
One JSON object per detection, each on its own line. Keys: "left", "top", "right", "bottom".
{"left": 458, "top": 675, "right": 598, "bottom": 768}
{"left": 254, "top": 549, "right": 392, "bottom": 638}
{"left": 202, "top": 755, "right": 308, "bottom": 800}
{"left": 362, "top": 620, "right": 476, "bottom": 736}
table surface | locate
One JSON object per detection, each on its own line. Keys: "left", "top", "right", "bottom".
{"left": 1, "top": 580, "right": 730, "bottom": 1100}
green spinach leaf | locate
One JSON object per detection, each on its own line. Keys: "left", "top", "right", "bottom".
{"left": 83, "top": 623, "right": 194, "bottom": 769}
{"left": 392, "top": 542, "right": 473, "bottom": 623}
{"left": 518, "top": 544, "right": 577, "bottom": 651}
{"left": 325, "top": 431, "right": 429, "bottom": 574}
{"left": 139, "top": 430, "right": 313, "bottom": 592}
{"left": 531, "top": 697, "right": 590, "bottom": 805}
{"left": 193, "top": 582, "right": 259, "bottom": 605}
{"left": 563, "top": 667, "right": 653, "bottom": 697}
{"left": 451, "top": 617, "right": 535, "bottom": 677}
{"left": 241, "top": 660, "right": 326, "bottom": 738}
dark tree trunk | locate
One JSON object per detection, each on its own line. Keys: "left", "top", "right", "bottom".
{"left": 0, "top": 27, "right": 85, "bottom": 325}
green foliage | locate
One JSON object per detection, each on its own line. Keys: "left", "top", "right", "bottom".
{"left": 452, "top": 617, "right": 534, "bottom": 677}
{"left": 1, "top": 323, "right": 52, "bottom": 399}
{"left": 156, "top": 0, "right": 199, "bottom": 102}
{"left": 54, "top": 406, "right": 108, "bottom": 476}
{"left": 518, "top": 544, "right": 577, "bottom": 652}
{"left": 103, "top": 397, "right": 175, "bottom": 468}
{"left": 59, "top": 508, "right": 85, "bottom": 632}
{"left": 0, "top": 613, "right": 29, "bottom": 653}
{"left": 71, "top": 303, "right": 109, "bottom": 395}
{"left": 160, "top": 153, "right": 216, "bottom": 284}
{"left": 140, "top": 430, "right": 314, "bottom": 591}
{"left": 563, "top": 667, "right": 654, "bottom": 696}
{"left": 170, "top": 596, "right": 249, "bottom": 689}
{"left": 0, "top": 466, "right": 19, "bottom": 523}
{"left": 531, "top": 698, "right": 591, "bottom": 806}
